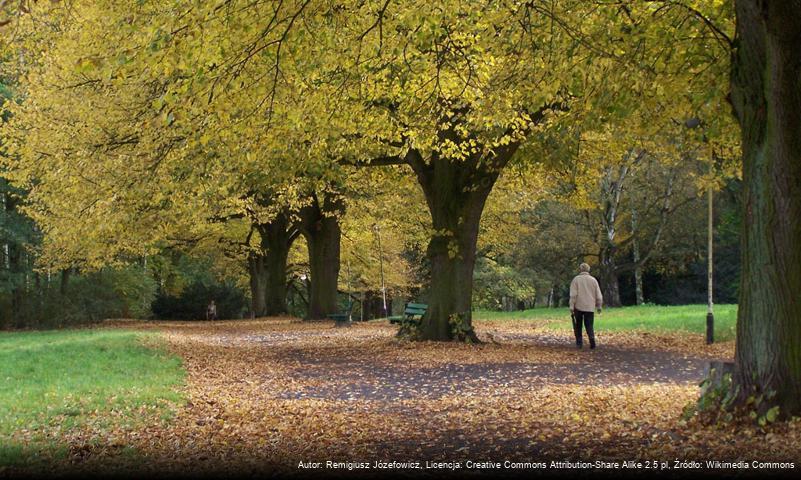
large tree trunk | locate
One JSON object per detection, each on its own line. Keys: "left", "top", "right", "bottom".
{"left": 730, "top": 0, "right": 801, "bottom": 417}
{"left": 424, "top": 223, "right": 481, "bottom": 341}
{"left": 258, "top": 212, "right": 294, "bottom": 316}
{"left": 248, "top": 254, "right": 267, "bottom": 317}
{"left": 248, "top": 211, "right": 296, "bottom": 317}
{"left": 411, "top": 155, "right": 498, "bottom": 341}
{"left": 298, "top": 193, "right": 343, "bottom": 320}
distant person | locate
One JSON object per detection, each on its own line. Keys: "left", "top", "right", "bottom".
{"left": 206, "top": 300, "right": 217, "bottom": 321}
{"left": 569, "top": 263, "right": 603, "bottom": 349}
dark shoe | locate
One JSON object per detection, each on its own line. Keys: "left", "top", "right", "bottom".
{"left": 576, "top": 343, "right": 583, "bottom": 349}
{"left": 590, "top": 341, "right": 596, "bottom": 350}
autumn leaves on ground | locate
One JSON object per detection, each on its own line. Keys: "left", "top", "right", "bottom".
{"left": 4, "top": 315, "right": 800, "bottom": 477}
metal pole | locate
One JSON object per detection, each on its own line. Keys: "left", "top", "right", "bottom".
{"left": 706, "top": 166, "right": 715, "bottom": 344}
{"left": 347, "top": 258, "right": 352, "bottom": 322}
{"left": 373, "top": 224, "right": 388, "bottom": 318}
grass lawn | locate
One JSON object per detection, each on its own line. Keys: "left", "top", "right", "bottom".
{"left": 0, "top": 329, "right": 184, "bottom": 469}
{"left": 475, "top": 304, "right": 738, "bottom": 341}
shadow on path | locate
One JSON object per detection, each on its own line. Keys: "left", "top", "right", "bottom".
{"left": 256, "top": 331, "right": 717, "bottom": 401}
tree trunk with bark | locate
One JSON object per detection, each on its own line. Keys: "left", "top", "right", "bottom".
{"left": 258, "top": 212, "right": 294, "bottom": 316}
{"left": 248, "top": 254, "right": 268, "bottom": 317}
{"left": 633, "top": 260, "right": 645, "bottom": 305}
{"left": 596, "top": 164, "right": 628, "bottom": 308}
{"left": 631, "top": 209, "right": 645, "bottom": 305}
{"left": 298, "top": 193, "right": 343, "bottom": 320}
{"left": 729, "top": 0, "right": 801, "bottom": 417}
{"left": 599, "top": 246, "right": 621, "bottom": 308}
{"left": 410, "top": 153, "right": 499, "bottom": 341}
{"left": 247, "top": 212, "right": 296, "bottom": 317}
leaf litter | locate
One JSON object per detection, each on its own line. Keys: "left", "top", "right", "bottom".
{"left": 18, "top": 318, "right": 801, "bottom": 475}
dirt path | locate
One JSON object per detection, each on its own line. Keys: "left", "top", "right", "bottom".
{"left": 66, "top": 319, "right": 801, "bottom": 476}
{"left": 278, "top": 342, "right": 716, "bottom": 401}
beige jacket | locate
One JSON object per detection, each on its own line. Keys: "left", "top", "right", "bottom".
{"left": 569, "top": 272, "right": 603, "bottom": 312}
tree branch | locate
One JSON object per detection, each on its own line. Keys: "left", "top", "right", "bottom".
{"left": 338, "top": 155, "right": 409, "bottom": 167}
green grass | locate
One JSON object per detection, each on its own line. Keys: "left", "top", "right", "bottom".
{"left": 0, "top": 329, "right": 185, "bottom": 469}
{"left": 475, "top": 304, "right": 738, "bottom": 341}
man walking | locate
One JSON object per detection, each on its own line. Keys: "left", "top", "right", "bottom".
{"left": 206, "top": 300, "right": 217, "bottom": 321}
{"left": 569, "top": 263, "right": 603, "bottom": 349}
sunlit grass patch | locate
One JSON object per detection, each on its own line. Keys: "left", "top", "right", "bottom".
{"left": 475, "top": 304, "right": 738, "bottom": 341}
{"left": 0, "top": 329, "right": 184, "bottom": 469}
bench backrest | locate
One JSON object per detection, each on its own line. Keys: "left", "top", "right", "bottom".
{"left": 404, "top": 303, "right": 428, "bottom": 317}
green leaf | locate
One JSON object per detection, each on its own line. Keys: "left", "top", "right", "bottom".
{"left": 765, "top": 406, "right": 780, "bottom": 423}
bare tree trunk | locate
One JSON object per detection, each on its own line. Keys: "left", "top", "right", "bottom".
{"left": 631, "top": 209, "right": 645, "bottom": 305}
{"left": 410, "top": 154, "right": 498, "bottom": 341}
{"left": 597, "top": 164, "right": 628, "bottom": 308}
{"left": 730, "top": 0, "right": 801, "bottom": 417}
{"left": 298, "top": 192, "right": 343, "bottom": 320}
{"left": 599, "top": 246, "right": 621, "bottom": 308}
{"left": 259, "top": 212, "right": 295, "bottom": 316}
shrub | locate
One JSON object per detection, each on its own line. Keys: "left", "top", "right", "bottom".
{"left": 1, "top": 266, "right": 157, "bottom": 329}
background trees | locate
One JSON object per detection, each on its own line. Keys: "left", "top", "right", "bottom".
{"left": 1, "top": 0, "right": 738, "bottom": 330}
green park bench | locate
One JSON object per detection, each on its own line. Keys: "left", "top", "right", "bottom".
{"left": 388, "top": 302, "right": 428, "bottom": 326}
{"left": 327, "top": 303, "right": 353, "bottom": 328}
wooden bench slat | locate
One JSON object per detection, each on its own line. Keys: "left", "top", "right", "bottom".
{"left": 389, "top": 302, "right": 428, "bottom": 325}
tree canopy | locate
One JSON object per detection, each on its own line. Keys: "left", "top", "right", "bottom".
{"left": 1, "top": 0, "right": 738, "bottom": 338}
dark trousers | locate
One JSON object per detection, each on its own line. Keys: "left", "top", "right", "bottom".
{"left": 573, "top": 310, "right": 595, "bottom": 347}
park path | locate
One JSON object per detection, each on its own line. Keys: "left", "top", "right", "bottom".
{"left": 65, "top": 318, "right": 800, "bottom": 475}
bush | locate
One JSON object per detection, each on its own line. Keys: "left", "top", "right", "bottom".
{"left": 472, "top": 258, "right": 536, "bottom": 311}
{"left": 0, "top": 266, "right": 158, "bottom": 329}
{"left": 151, "top": 280, "right": 248, "bottom": 320}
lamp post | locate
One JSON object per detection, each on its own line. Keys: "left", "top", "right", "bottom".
{"left": 372, "top": 223, "right": 388, "bottom": 318}
{"left": 346, "top": 257, "right": 352, "bottom": 322}
{"left": 685, "top": 118, "right": 714, "bottom": 345}
{"left": 706, "top": 153, "right": 715, "bottom": 345}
